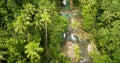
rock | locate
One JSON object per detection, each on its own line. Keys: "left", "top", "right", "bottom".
{"left": 87, "top": 44, "right": 93, "bottom": 53}
{"left": 62, "top": 41, "right": 80, "bottom": 63}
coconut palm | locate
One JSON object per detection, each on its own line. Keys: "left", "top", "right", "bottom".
{"left": 0, "top": 51, "right": 7, "bottom": 60}
{"left": 40, "top": 11, "right": 51, "bottom": 50}
{"left": 25, "top": 42, "right": 44, "bottom": 61}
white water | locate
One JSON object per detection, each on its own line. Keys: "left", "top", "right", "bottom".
{"left": 61, "top": 0, "right": 92, "bottom": 63}
{"left": 63, "top": 0, "right": 66, "bottom": 6}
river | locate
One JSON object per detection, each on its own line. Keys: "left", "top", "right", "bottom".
{"left": 60, "top": 0, "right": 92, "bottom": 63}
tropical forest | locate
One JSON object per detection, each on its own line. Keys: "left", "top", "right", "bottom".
{"left": 0, "top": 0, "right": 120, "bottom": 63}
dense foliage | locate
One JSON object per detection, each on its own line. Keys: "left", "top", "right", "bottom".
{"left": 0, "top": 0, "right": 68, "bottom": 63}
{"left": 81, "top": 0, "right": 120, "bottom": 63}
{"left": 0, "top": 0, "right": 120, "bottom": 63}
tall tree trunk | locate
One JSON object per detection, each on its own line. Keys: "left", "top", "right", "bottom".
{"left": 45, "top": 22, "right": 47, "bottom": 50}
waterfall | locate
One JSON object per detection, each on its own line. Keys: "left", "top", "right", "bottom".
{"left": 63, "top": 0, "right": 66, "bottom": 6}
{"left": 60, "top": 0, "right": 92, "bottom": 63}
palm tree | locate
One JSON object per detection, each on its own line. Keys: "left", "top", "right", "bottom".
{"left": 0, "top": 51, "right": 6, "bottom": 60}
{"left": 25, "top": 42, "right": 44, "bottom": 61}
{"left": 40, "top": 10, "right": 51, "bottom": 50}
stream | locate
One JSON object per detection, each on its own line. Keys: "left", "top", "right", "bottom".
{"left": 60, "top": 0, "right": 91, "bottom": 63}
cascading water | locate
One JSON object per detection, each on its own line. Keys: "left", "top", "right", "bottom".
{"left": 60, "top": 0, "right": 92, "bottom": 63}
